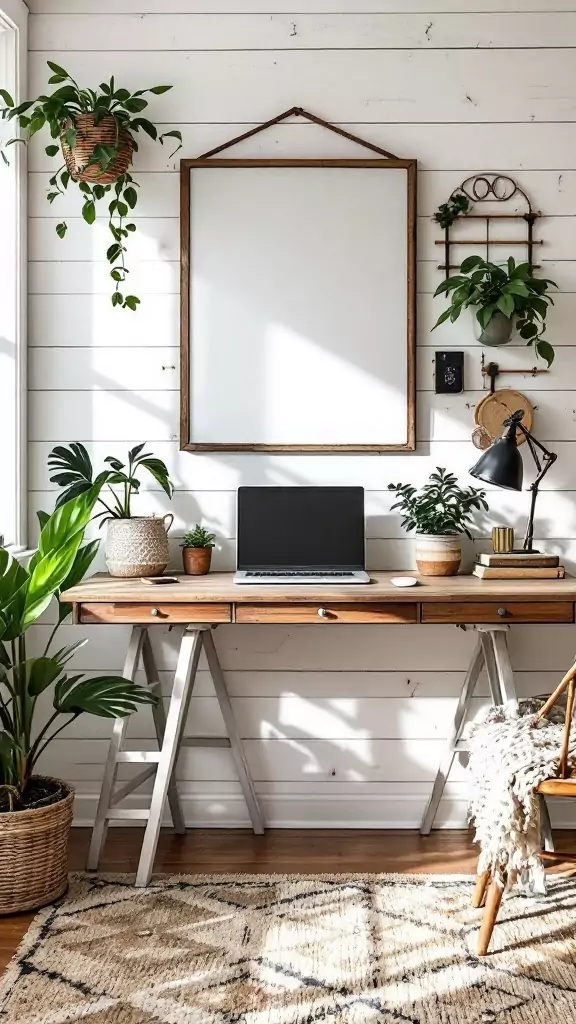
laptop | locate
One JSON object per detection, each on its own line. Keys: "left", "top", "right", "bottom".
{"left": 234, "top": 486, "right": 370, "bottom": 585}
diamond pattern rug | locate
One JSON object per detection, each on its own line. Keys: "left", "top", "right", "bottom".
{"left": 2, "top": 872, "right": 576, "bottom": 1022}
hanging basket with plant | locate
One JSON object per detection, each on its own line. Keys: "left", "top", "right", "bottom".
{"left": 0, "top": 62, "right": 182, "bottom": 310}
{"left": 432, "top": 255, "right": 557, "bottom": 366}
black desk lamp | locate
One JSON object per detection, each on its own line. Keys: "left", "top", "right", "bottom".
{"left": 469, "top": 409, "right": 557, "bottom": 553}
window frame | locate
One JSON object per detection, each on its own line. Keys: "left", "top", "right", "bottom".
{"left": 0, "top": 0, "right": 27, "bottom": 553}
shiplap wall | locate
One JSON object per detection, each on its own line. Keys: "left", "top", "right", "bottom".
{"left": 27, "top": 0, "right": 576, "bottom": 828}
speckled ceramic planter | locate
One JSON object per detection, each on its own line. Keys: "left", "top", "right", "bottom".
{"left": 105, "top": 515, "right": 173, "bottom": 578}
{"left": 415, "top": 533, "right": 461, "bottom": 577}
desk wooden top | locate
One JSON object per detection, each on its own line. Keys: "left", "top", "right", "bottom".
{"left": 62, "top": 571, "right": 576, "bottom": 605}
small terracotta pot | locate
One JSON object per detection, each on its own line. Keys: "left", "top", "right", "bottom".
{"left": 182, "top": 546, "right": 212, "bottom": 575}
{"left": 415, "top": 533, "right": 461, "bottom": 577}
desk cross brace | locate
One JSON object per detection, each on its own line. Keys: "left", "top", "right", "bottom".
{"left": 86, "top": 624, "right": 264, "bottom": 887}
{"left": 419, "top": 623, "right": 553, "bottom": 847}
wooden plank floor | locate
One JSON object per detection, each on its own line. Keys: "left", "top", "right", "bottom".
{"left": 1, "top": 827, "right": 575, "bottom": 974}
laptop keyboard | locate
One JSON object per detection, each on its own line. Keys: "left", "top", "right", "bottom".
{"left": 244, "top": 571, "right": 356, "bottom": 578}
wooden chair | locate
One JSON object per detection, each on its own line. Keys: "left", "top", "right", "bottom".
{"left": 472, "top": 659, "right": 576, "bottom": 956}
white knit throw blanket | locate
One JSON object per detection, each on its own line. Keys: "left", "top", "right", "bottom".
{"left": 468, "top": 702, "right": 575, "bottom": 894}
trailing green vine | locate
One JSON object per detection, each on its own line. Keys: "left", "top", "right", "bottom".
{"left": 0, "top": 62, "right": 182, "bottom": 310}
{"left": 433, "top": 191, "right": 470, "bottom": 229}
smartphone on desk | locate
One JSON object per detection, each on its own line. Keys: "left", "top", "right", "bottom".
{"left": 140, "top": 576, "right": 180, "bottom": 585}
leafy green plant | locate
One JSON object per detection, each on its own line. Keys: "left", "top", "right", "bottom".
{"left": 0, "top": 487, "right": 156, "bottom": 810}
{"left": 0, "top": 62, "right": 182, "bottom": 310}
{"left": 388, "top": 468, "right": 488, "bottom": 537}
{"left": 433, "top": 192, "right": 470, "bottom": 229}
{"left": 47, "top": 442, "right": 174, "bottom": 521}
{"left": 432, "top": 255, "right": 557, "bottom": 366}
{"left": 181, "top": 525, "right": 216, "bottom": 549}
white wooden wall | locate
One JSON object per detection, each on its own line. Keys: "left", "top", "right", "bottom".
{"left": 27, "top": 0, "right": 576, "bottom": 828}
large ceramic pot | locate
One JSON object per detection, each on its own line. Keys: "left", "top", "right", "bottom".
{"left": 415, "top": 533, "right": 461, "bottom": 577}
{"left": 105, "top": 514, "right": 174, "bottom": 578}
{"left": 472, "top": 309, "right": 513, "bottom": 347}
{"left": 182, "top": 546, "right": 212, "bottom": 576}
{"left": 0, "top": 777, "right": 73, "bottom": 915}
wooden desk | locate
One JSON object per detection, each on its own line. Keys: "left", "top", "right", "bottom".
{"left": 62, "top": 572, "right": 576, "bottom": 884}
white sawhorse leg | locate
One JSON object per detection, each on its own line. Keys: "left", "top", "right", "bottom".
{"left": 87, "top": 624, "right": 264, "bottom": 886}
{"left": 420, "top": 624, "right": 517, "bottom": 835}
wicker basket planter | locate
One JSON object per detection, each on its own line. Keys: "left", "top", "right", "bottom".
{"left": 0, "top": 777, "right": 74, "bottom": 915}
{"left": 61, "top": 114, "right": 134, "bottom": 184}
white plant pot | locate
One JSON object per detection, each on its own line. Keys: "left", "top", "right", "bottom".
{"left": 105, "top": 515, "right": 174, "bottom": 578}
{"left": 415, "top": 533, "right": 461, "bottom": 577}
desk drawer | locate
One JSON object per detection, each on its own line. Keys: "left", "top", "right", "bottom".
{"left": 235, "top": 602, "right": 417, "bottom": 624}
{"left": 78, "top": 602, "right": 232, "bottom": 624}
{"left": 421, "top": 601, "right": 574, "bottom": 624}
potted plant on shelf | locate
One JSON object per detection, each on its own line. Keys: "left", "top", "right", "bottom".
{"left": 48, "top": 442, "right": 174, "bottom": 578}
{"left": 432, "top": 255, "right": 557, "bottom": 366}
{"left": 0, "top": 487, "right": 155, "bottom": 914}
{"left": 181, "top": 525, "right": 216, "bottom": 576}
{"left": 388, "top": 468, "right": 489, "bottom": 577}
{"left": 0, "top": 62, "right": 182, "bottom": 310}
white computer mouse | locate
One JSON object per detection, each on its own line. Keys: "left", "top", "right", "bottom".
{"left": 390, "top": 576, "right": 419, "bottom": 588}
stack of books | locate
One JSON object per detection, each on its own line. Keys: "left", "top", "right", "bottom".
{"left": 473, "top": 552, "right": 565, "bottom": 579}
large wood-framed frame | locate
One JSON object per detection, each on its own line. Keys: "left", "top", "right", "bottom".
{"left": 180, "top": 111, "right": 417, "bottom": 454}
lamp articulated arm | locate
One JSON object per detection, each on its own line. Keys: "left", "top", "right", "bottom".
{"left": 514, "top": 421, "right": 557, "bottom": 552}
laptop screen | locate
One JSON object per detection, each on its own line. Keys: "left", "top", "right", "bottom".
{"left": 237, "top": 487, "right": 365, "bottom": 571}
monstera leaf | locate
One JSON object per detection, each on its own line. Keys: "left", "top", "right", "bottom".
{"left": 47, "top": 442, "right": 95, "bottom": 509}
{"left": 54, "top": 674, "right": 157, "bottom": 718}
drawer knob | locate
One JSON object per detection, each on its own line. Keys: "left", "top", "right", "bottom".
{"left": 150, "top": 607, "right": 159, "bottom": 617}
{"left": 318, "top": 607, "right": 329, "bottom": 618}
{"left": 497, "top": 607, "right": 508, "bottom": 617}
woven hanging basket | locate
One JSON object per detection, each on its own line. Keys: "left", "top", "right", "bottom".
{"left": 0, "top": 777, "right": 73, "bottom": 915}
{"left": 60, "top": 113, "right": 134, "bottom": 184}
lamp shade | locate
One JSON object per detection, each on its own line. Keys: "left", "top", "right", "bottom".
{"left": 469, "top": 435, "right": 523, "bottom": 491}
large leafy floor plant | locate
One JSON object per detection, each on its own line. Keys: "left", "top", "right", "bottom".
{"left": 0, "top": 62, "right": 182, "bottom": 310}
{"left": 0, "top": 486, "right": 155, "bottom": 811}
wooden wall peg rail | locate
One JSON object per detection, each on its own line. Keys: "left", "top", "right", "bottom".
{"left": 60, "top": 572, "right": 576, "bottom": 885}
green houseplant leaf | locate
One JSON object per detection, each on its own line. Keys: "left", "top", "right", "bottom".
{"left": 49, "top": 442, "right": 174, "bottom": 520}
{"left": 54, "top": 675, "right": 156, "bottom": 718}
{"left": 0, "top": 61, "right": 179, "bottom": 310}
{"left": 432, "top": 256, "right": 557, "bottom": 364}
{"left": 388, "top": 468, "right": 489, "bottom": 539}
{"left": 0, "top": 492, "right": 159, "bottom": 804}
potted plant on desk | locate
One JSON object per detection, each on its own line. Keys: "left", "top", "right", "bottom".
{"left": 388, "top": 468, "right": 488, "bottom": 576}
{"left": 181, "top": 525, "right": 216, "bottom": 576}
{"left": 48, "top": 442, "right": 174, "bottom": 578}
{"left": 0, "top": 488, "right": 155, "bottom": 914}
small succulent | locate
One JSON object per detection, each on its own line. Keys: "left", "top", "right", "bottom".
{"left": 181, "top": 525, "right": 216, "bottom": 549}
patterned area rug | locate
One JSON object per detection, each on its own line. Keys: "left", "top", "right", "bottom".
{"left": 2, "top": 873, "right": 576, "bottom": 1022}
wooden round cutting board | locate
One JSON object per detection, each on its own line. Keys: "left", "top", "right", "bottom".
{"left": 474, "top": 388, "right": 533, "bottom": 446}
